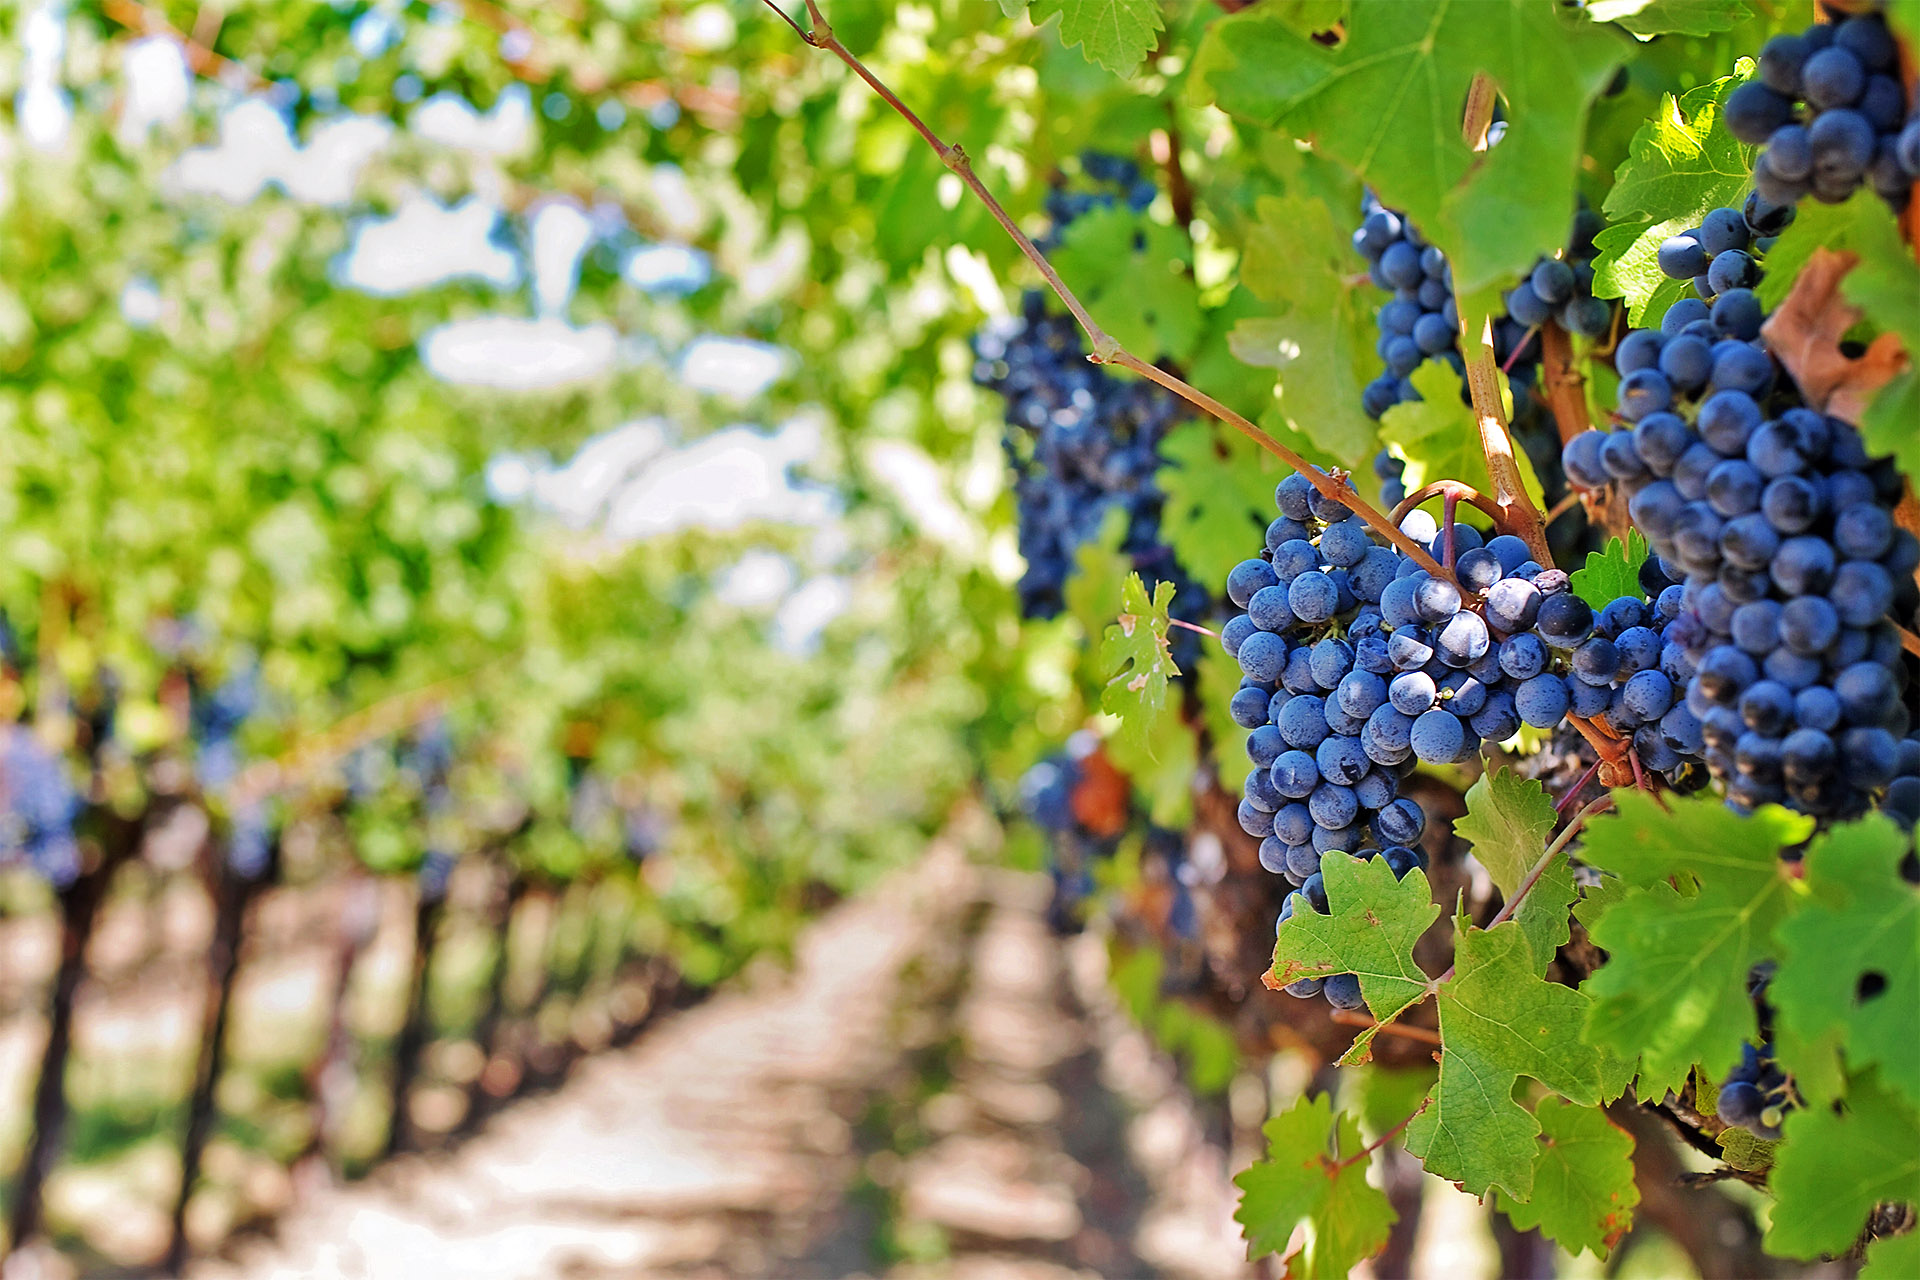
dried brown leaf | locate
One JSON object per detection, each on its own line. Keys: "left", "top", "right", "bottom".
{"left": 1760, "top": 247, "right": 1910, "bottom": 422}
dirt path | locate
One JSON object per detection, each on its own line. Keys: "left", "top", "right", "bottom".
{"left": 190, "top": 843, "right": 1256, "bottom": 1280}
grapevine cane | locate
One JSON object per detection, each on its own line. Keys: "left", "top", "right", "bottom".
{"left": 761, "top": 0, "right": 1460, "bottom": 587}
{"left": 1455, "top": 73, "right": 1554, "bottom": 568}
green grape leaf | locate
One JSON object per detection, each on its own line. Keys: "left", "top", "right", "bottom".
{"left": 1097, "top": 573, "right": 1181, "bottom": 760}
{"left": 1586, "top": 0, "right": 1751, "bottom": 37}
{"left": 1592, "top": 69, "right": 1755, "bottom": 327}
{"left": 1590, "top": 219, "right": 1697, "bottom": 327}
{"left": 1188, "top": 1, "right": 1624, "bottom": 296}
{"left": 1569, "top": 532, "right": 1649, "bottom": 612}
{"left": 1862, "top": 1229, "right": 1920, "bottom": 1280}
{"left": 1714, "top": 1124, "right": 1776, "bottom": 1173}
{"left": 1454, "top": 768, "right": 1571, "bottom": 972}
{"left": 1157, "top": 420, "right": 1283, "bottom": 596}
{"left": 1491, "top": 1099, "right": 1639, "bottom": 1259}
{"left": 1269, "top": 852, "right": 1440, "bottom": 1064}
{"left": 1771, "top": 814, "right": 1920, "bottom": 1111}
{"left": 1577, "top": 793, "right": 1812, "bottom": 1098}
{"left": 1378, "top": 362, "right": 1547, "bottom": 513}
{"left": 1233, "top": 1093, "right": 1397, "bottom": 1276}
{"left": 1753, "top": 191, "right": 1920, "bottom": 483}
{"left": 1231, "top": 193, "right": 1379, "bottom": 463}
{"left": 1755, "top": 187, "right": 1912, "bottom": 315}
{"left": 1052, "top": 209, "right": 1202, "bottom": 361}
{"left": 1766, "top": 1070, "right": 1920, "bottom": 1260}
{"left": 1405, "top": 920, "right": 1631, "bottom": 1200}
{"left": 1028, "top": 0, "right": 1165, "bottom": 76}
{"left": 1268, "top": 0, "right": 1347, "bottom": 36}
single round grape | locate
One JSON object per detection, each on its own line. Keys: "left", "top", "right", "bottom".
{"left": 1309, "top": 781, "right": 1359, "bottom": 829}
{"left": 1726, "top": 80, "right": 1796, "bottom": 143}
{"left": 1276, "top": 803, "right": 1316, "bottom": 846}
{"left": 1354, "top": 770, "right": 1397, "bottom": 811}
{"left": 1697, "top": 645, "right": 1760, "bottom": 705}
{"left": 1661, "top": 298, "right": 1711, "bottom": 335}
{"left": 1809, "top": 107, "right": 1876, "bottom": 175}
{"left": 1536, "top": 593, "right": 1594, "bottom": 646}
{"left": 1484, "top": 578, "right": 1542, "bottom": 634}
{"left": 1238, "top": 630, "right": 1289, "bottom": 683}
{"left": 1710, "top": 290, "right": 1764, "bottom": 342}
{"left": 1658, "top": 334, "right": 1713, "bottom": 391}
{"left": 1658, "top": 233, "right": 1710, "bottom": 281}
{"left": 1758, "top": 33, "right": 1810, "bottom": 95}
{"left": 1237, "top": 799, "right": 1275, "bottom": 838}
{"left": 1374, "top": 797, "right": 1425, "bottom": 845}
{"left": 1290, "top": 571, "right": 1340, "bottom": 624}
{"left": 1389, "top": 671, "right": 1438, "bottom": 716}
{"left": 1230, "top": 686, "right": 1271, "bottom": 730}
{"left": 1698, "top": 389, "right": 1763, "bottom": 456}
{"left": 1277, "top": 694, "right": 1332, "bottom": 751}
{"left": 1323, "top": 972, "right": 1366, "bottom": 1011}
{"left": 1259, "top": 836, "right": 1289, "bottom": 875}
{"left": 1387, "top": 627, "right": 1436, "bottom": 671}
{"left": 1616, "top": 328, "right": 1665, "bottom": 373}
{"left": 1410, "top": 708, "right": 1466, "bottom": 764}
{"left": 1711, "top": 342, "right": 1774, "bottom": 396}
{"left": 1772, "top": 536, "right": 1838, "bottom": 596}
{"left": 1617, "top": 368, "right": 1674, "bottom": 421}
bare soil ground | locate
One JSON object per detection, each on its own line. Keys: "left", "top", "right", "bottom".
{"left": 185, "top": 842, "right": 1256, "bottom": 1280}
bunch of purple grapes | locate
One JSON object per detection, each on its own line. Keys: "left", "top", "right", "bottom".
{"left": 1730, "top": 7, "right": 1918, "bottom": 210}
{"left": 1355, "top": 196, "right": 1610, "bottom": 425}
{"left": 1562, "top": 212, "right": 1919, "bottom": 818}
{"left": 973, "top": 155, "right": 1206, "bottom": 659}
{"left": 0, "top": 726, "right": 82, "bottom": 887}
{"left": 1716, "top": 966, "right": 1793, "bottom": 1139}
{"left": 1018, "top": 736, "right": 1113, "bottom": 932}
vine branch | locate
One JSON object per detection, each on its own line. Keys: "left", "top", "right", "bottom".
{"left": 765, "top": 0, "right": 1458, "bottom": 585}
{"left": 1329, "top": 1008, "right": 1441, "bottom": 1047}
{"left": 1456, "top": 73, "right": 1553, "bottom": 568}
{"left": 1538, "top": 320, "right": 1595, "bottom": 445}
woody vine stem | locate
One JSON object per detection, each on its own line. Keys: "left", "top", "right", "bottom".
{"left": 759, "top": 0, "right": 1458, "bottom": 585}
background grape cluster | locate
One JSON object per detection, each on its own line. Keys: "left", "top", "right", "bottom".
{"left": 1730, "top": 7, "right": 1920, "bottom": 209}
{"left": 973, "top": 155, "right": 1207, "bottom": 657}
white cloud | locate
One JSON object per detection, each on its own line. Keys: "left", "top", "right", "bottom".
{"left": 530, "top": 420, "right": 672, "bottom": 526}
{"left": 529, "top": 200, "right": 592, "bottom": 318}
{"left": 604, "top": 419, "right": 833, "bottom": 539}
{"left": 167, "top": 99, "right": 392, "bottom": 206}
{"left": 119, "top": 36, "right": 190, "bottom": 143}
{"left": 420, "top": 315, "right": 618, "bottom": 390}
{"left": 863, "top": 440, "right": 977, "bottom": 551}
{"left": 623, "top": 243, "right": 710, "bottom": 296}
{"left": 773, "top": 576, "right": 851, "bottom": 654}
{"left": 410, "top": 84, "right": 533, "bottom": 157}
{"left": 338, "top": 194, "right": 518, "bottom": 295}
{"left": 715, "top": 550, "right": 796, "bottom": 609}
{"left": 678, "top": 337, "right": 790, "bottom": 401}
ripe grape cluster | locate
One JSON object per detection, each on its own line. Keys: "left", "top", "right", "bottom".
{"left": 191, "top": 661, "right": 260, "bottom": 792}
{"left": 974, "top": 156, "right": 1205, "bottom": 651}
{"left": 1716, "top": 966, "right": 1794, "bottom": 1139}
{"left": 1355, "top": 196, "right": 1609, "bottom": 425}
{"left": 1562, "top": 200, "right": 1919, "bottom": 817}
{"left": 1019, "top": 736, "right": 1117, "bottom": 932}
{"left": 1650, "top": 194, "right": 1793, "bottom": 307}
{"left": 1731, "top": 7, "right": 1918, "bottom": 211}
{"left": 0, "top": 726, "right": 82, "bottom": 887}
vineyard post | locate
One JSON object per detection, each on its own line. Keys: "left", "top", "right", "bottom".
{"left": 383, "top": 879, "right": 447, "bottom": 1158}
{"left": 460, "top": 858, "right": 525, "bottom": 1134}
{"left": 294, "top": 867, "right": 379, "bottom": 1187}
{"left": 5, "top": 811, "right": 141, "bottom": 1259}
{"left": 165, "top": 836, "right": 262, "bottom": 1273}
